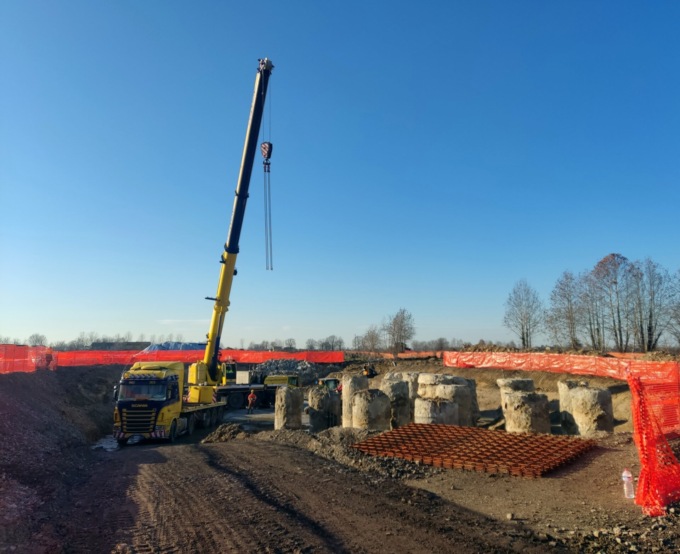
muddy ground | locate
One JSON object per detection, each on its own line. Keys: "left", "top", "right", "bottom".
{"left": 1, "top": 359, "right": 679, "bottom": 553}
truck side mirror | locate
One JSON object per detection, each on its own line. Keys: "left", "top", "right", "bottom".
{"left": 113, "top": 385, "right": 119, "bottom": 401}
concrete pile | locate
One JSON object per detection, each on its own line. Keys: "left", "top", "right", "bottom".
{"left": 558, "top": 379, "right": 614, "bottom": 437}
{"left": 413, "top": 396, "right": 459, "bottom": 424}
{"left": 354, "top": 371, "right": 481, "bottom": 428}
{"left": 502, "top": 390, "right": 551, "bottom": 434}
{"left": 496, "top": 378, "right": 535, "bottom": 405}
{"left": 342, "top": 374, "right": 369, "bottom": 428}
{"left": 274, "top": 386, "right": 303, "bottom": 430}
{"left": 352, "top": 390, "right": 392, "bottom": 431}
{"left": 379, "top": 379, "right": 411, "bottom": 429}
{"left": 381, "top": 372, "right": 419, "bottom": 421}
{"left": 415, "top": 373, "right": 478, "bottom": 426}
{"left": 307, "top": 386, "right": 341, "bottom": 433}
{"left": 497, "top": 378, "right": 550, "bottom": 434}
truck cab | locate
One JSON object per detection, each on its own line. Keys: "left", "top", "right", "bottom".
{"left": 113, "top": 361, "right": 224, "bottom": 445}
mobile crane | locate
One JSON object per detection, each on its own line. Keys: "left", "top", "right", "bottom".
{"left": 113, "top": 58, "right": 274, "bottom": 444}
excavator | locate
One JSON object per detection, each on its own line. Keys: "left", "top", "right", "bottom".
{"left": 113, "top": 58, "right": 274, "bottom": 443}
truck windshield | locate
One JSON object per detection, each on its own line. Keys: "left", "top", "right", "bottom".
{"left": 118, "top": 383, "right": 167, "bottom": 401}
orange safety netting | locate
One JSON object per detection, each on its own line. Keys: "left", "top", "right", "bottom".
{"left": 442, "top": 351, "right": 629, "bottom": 379}
{"left": 442, "top": 351, "right": 680, "bottom": 516}
{"left": 628, "top": 370, "right": 680, "bottom": 516}
{"left": 0, "top": 346, "right": 344, "bottom": 373}
{"left": 0, "top": 345, "right": 57, "bottom": 372}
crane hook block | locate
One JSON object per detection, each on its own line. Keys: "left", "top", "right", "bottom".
{"left": 261, "top": 141, "right": 273, "bottom": 161}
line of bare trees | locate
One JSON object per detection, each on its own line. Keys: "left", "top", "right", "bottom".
{"left": 0, "top": 332, "right": 182, "bottom": 350}
{"left": 351, "top": 308, "right": 417, "bottom": 355}
{"left": 504, "top": 253, "right": 680, "bottom": 353}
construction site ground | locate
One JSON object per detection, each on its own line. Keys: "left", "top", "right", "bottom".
{"left": 2, "top": 359, "right": 680, "bottom": 553}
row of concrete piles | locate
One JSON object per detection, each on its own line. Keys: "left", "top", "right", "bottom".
{"left": 273, "top": 372, "right": 481, "bottom": 433}
{"left": 273, "top": 373, "right": 615, "bottom": 438}
{"left": 497, "top": 378, "right": 614, "bottom": 436}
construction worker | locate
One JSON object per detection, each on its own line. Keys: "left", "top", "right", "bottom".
{"left": 247, "top": 389, "right": 257, "bottom": 414}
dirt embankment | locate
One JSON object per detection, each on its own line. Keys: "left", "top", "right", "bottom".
{"left": 1, "top": 359, "right": 680, "bottom": 553}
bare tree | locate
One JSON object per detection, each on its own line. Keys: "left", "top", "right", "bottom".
{"left": 577, "top": 271, "right": 607, "bottom": 351}
{"left": 546, "top": 271, "right": 581, "bottom": 349}
{"left": 28, "top": 333, "right": 47, "bottom": 346}
{"left": 70, "top": 332, "right": 90, "bottom": 350}
{"left": 669, "top": 270, "right": 680, "bottom": 347}
{"left": 411, "top": 338, "right": 449, "bottom": 351}
{"left": 450, "top": 338, "right": 465, "bottom": 349}
{"left": 503, "top": 279, "right": 544, "bottom": 349}
{"left": 359, "top": 325, "right": 382, "bottom": 352}
{"left": 591, "top": 253, "right": 633, "bottom": 352}
{"left": 382, "top": 308, "right": 415, "bottom": 356}
{"left": 432, "top": 337, "right": 449, "bottom": 351}
{"left": 284, "top": 338, "right": 296, "bottom": 350}
{"left": 628, "top": 259, "right": 675, "bottom": 352}
{"left": 305, "top": 339, "right": 318, "bottom": 351}
{"left": 318, "top": 335, "right": 343, "bottom": 351}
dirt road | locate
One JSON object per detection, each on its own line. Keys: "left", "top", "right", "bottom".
{"left": 50, "top": 437, "right": 552, "bottom": 554}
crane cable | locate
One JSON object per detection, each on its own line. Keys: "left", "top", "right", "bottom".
{"left": 261, "top": 81, "right": 273, "bottom": 271}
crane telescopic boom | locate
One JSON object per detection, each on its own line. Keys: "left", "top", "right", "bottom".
{"left": 112, "top": 59, "right": 274, "bottom": 445}
{"left": 202, "top": 58, "right": 273, "bottom": 380}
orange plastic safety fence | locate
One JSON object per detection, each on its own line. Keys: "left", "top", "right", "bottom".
{"left": 0, "top": 345, "right": 56, "bottom": 373}
{"left": 442, "top": 351, "right": 628, "bottom": 379}
{"left": 629, "top": 373, "right": 680, "bottom": 516}
{"left": 0, "top": 346, "right": 344, "bottom": 372}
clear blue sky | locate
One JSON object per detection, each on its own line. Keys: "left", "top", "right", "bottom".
{"left": 1, "top": 1, "right": 679, "bottom": 348}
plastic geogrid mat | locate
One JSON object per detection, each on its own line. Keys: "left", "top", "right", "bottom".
{"left": 351, "top": 423, "right": 596, "bottom": 478}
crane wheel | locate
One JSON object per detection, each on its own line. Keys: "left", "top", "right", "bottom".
{"left": 168, "top": 420, "right": 177, "bottom": 443}
{"left": 187, "top": 414, "right": 196, "bottom": 436}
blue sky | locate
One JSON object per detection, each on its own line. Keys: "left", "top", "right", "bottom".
{"left": 1, "top": 1, "right": 679, "bottom": 348}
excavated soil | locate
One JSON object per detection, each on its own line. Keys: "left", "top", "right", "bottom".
{"left": 1, "top": 360, "right": 680, "bottom": 553}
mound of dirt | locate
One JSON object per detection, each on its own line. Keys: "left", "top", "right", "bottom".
{"left": 202, "top": 422, "right": 249, "bottom": 443}
{"left": 254, "top": 427, "right": 442, "bottom": 480}
{"left": 0, "top": 365, "right": 124, "bottom": 549}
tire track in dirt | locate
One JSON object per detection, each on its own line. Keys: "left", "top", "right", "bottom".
{"left": 201, "top": 444, "right": 350, "bottom": 553}
{"left": 202, "top": 440, "right": 552, "bottom": 553}
{"left": 122, "top": 444, "right": 262, "bottom": 554}
{"left": 53, "top": 436, "right": 558, "bottom": 553}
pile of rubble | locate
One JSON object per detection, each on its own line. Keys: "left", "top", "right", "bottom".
{"left": 254, "top": 360, "right": 339, "bottom": 386}
{"left": 202, "top": 423, "right": 249, "bottom": 443}
{"left": 256, "top": 427, "right": 440, "bottom": 480}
